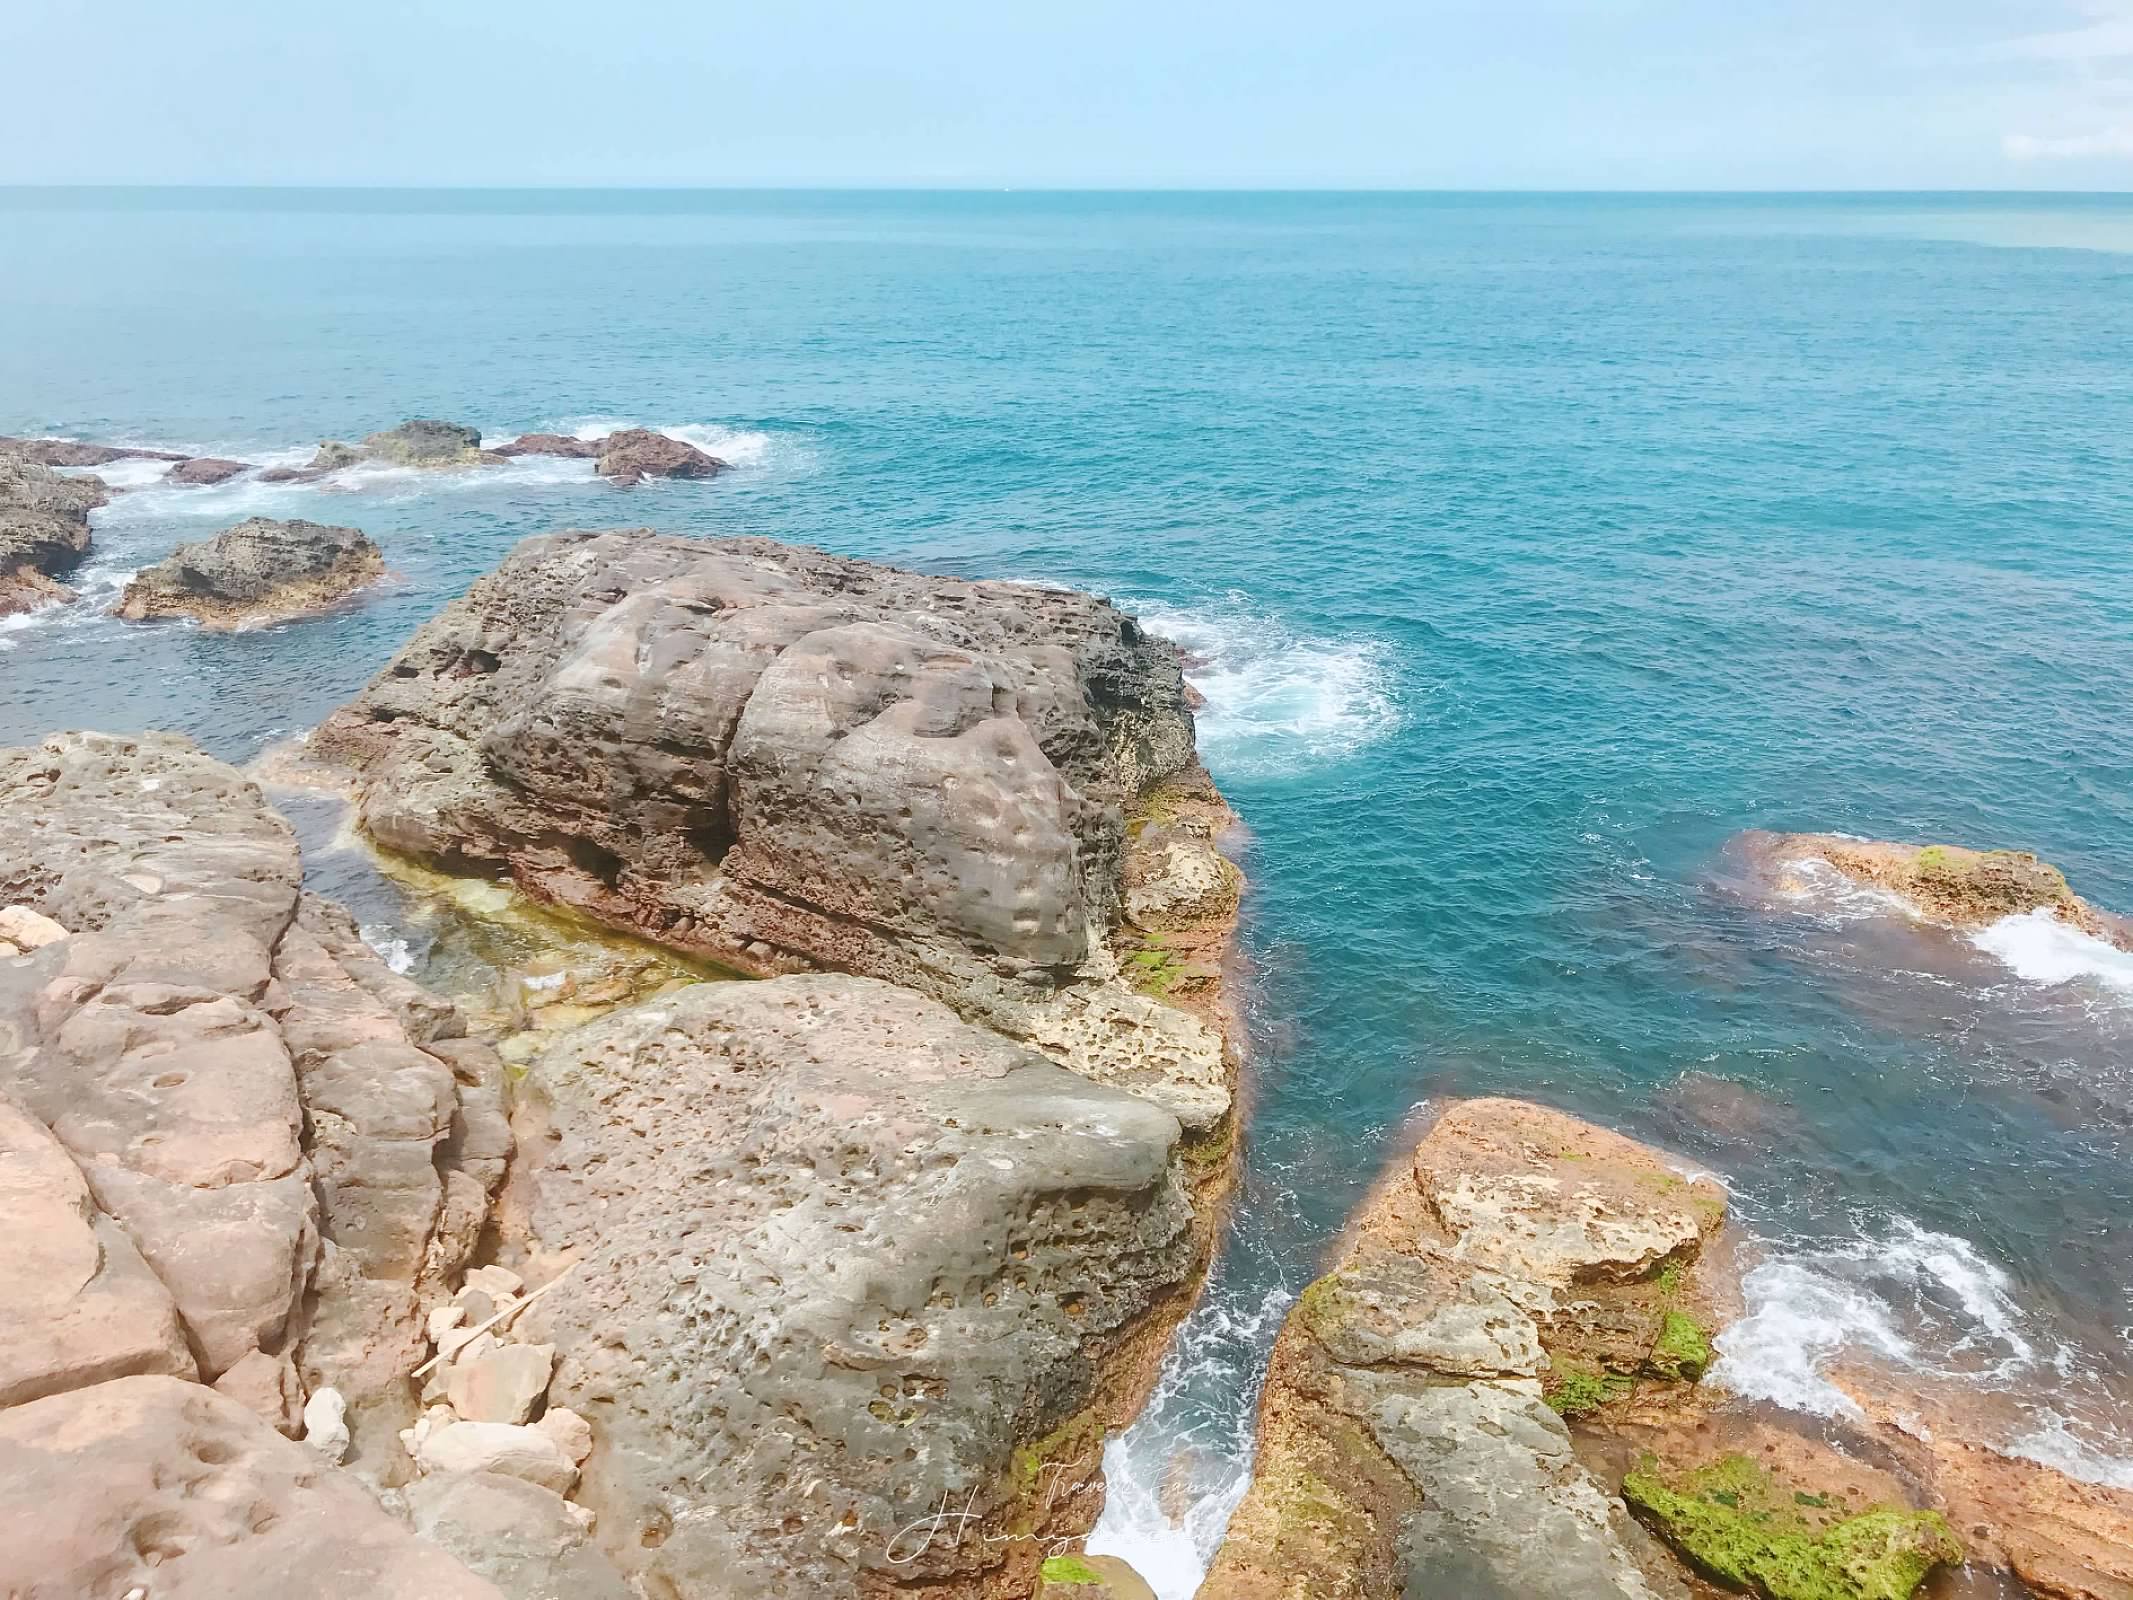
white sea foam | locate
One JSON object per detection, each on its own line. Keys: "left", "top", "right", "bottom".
{"left": 1130, "top": 596, "right": 1403, "bottom": 781}
{"left": 358, "top": 924, "right": 420, "bottom": 976}
{"left": 1773, "top": 855, "right": 1919, "bottom": 924}
{"left": 1970, "top": 907, "right": 2133, "bottom": 994}
{"left": 1085, "top": 1280, "right": 1294, "bottom": 1598}
{"left": 1712, "top": 1219, "right": 2133, "bottom": 1487}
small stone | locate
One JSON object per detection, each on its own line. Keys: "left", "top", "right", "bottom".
{"left": 0, "top": 905, "right": 68, "bottom": 949}
{"left": 119, "top": 872, "right": 162, "bottom": 894}
{"left": 302, "top": 1385, "right": 350, "bottom": 1463}
{"left": 416, "top": 1420, "right": 579, "bottom": 1494}
{"left": 428, "top": 1303, "right": 468, "bottom": 1344}
{"left": 464, "top": 1264, "right": 524, "bottom": 1298}
{"left": 450, "top": 1288, "right": 498, "bottom": 1327}
{"left": 535, "top": 1405, "right": 594, "bottom": 1466}
{"left": 447, "top": 1343, "right": 555, "bottom": 1425}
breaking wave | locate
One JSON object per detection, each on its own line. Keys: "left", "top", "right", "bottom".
{"left": 1969, "top": 907, "right": 2133, "bottom": 994}
{"left": 1086, "top": 1273, "right": 1294, "bottom": 1600}
{"left": 1130, "top": 595, "right": 1404, "bottom": 782}
{"left": 1710, "top": 1218, "right": 2133, "bottom": 1489}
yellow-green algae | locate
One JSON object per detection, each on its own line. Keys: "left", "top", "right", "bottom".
{"left": 1546, "top": 1364, "right": 1631, "bottom": 1418}
{"left": 1039, "top": 1554, "right": 1106, "bottom": 1585}
{"left": 1646, "top": 1309, "right": 1712, "bottom": 1381}
{"left": 1623, "top": 1454, "right": 1960, "bottom": 1600}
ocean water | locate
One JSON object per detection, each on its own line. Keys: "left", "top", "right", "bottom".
{"left": 5, "top": 189, "right": 2133, "bottom": 1590}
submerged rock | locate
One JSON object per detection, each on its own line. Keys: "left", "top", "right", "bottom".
{"left": 115, "top": 516, "right": 385, "bottom": 629}
{"left": 0, "top": 453, "right": 103, "bottom": 614}
{"left": 506, "top": 974, "right": 1198, "bottom": 1599}
{"left": 592, "top": 427, "right": 725, "bottom": 484}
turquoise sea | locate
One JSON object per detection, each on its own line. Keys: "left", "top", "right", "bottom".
{"left": 4, "top": 189, "right": 2132, "bottom": 1592}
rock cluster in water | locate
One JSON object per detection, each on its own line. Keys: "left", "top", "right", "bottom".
{"left": 0, "top": 531, "right": 1243, "bottom": 1600}
{"left": 114, "top": 516, "right": 386, "bottom": 629}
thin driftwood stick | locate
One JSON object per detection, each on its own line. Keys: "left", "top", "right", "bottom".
{"left": 410, "top": 1266, "right": 575, "bottom": 1380}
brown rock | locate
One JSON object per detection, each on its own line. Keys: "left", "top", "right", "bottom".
{"left": 493, "top": 433, "right": 601, "bottom": 458}
{"left": 1037, "top": 1553, "right": 1159, "bottom": 1599}
{"left": 1759, "top": 830, "right": 2133, "bottom": 947}
{"left": 114, "top": 516, "right": 385, "bottom": 629}
{"left": 0, "top": 732, "right": 507, "bottom": 1465}
{"left": 591, "top": 427, "right": 725, "bottom": 484}
{"left": 169, "top": 455, "right": 251, "bottom": 485}
{"left": 0, "top": 454, "right": 101, "bottom": 616}
{"left": 0, "top": 1375, "right": 502, "bottom": 1598}
{"left": 0, "top": 1094, "right": 197, "bottom": 1406}
{"left": 1199, "top": 1100, "right": 1722, "bottom": 1600}
{"left": 213, "top": 1349, "right": 307, "bottom": 1437}
{"left": 0, "top": 436, "right": 185, "bottom": 467}
{"left": 446, "top": 1343, "right": 554, "bottom": 1425}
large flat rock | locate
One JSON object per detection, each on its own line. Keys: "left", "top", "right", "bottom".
{"left": 507, "top": 973, "right": 1198, "bottom": 1599}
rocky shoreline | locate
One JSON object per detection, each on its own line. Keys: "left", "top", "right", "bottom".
{"left": 0, "top": 531, "right": 1248, "bottom": 1599}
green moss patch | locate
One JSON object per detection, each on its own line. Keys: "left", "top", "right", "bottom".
{"left": 1040, "top": 1554, "right": 1105, "bottom": 1586}
{"left": 1545, "top": 1364, "right": 1632, "bottom": 1419}
{"left": 1623, "top": 1454, "right": 1960, "bottom": 1600}
{"left": 1646, "top": 1310, "right": 1712, "bottom": 1382}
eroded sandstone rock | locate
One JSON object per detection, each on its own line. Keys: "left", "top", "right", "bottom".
{"left": 363, "top": 419, "right": 489, "bottom": 467}
{"left": 0, "top": 453, "right": 102, "bottom": 615}
{"left": 168, "top": 455, "right": 252, "bottom": 485}
{"left": 493, "top": 433, "right": 602, "bottom": 459}
{"left": 0, "top": 1375, "right": 502, "bottom": 1598}
{"left": 115, "top": 516, "right": 386, "bottom": 629}
{"left": 0, "top": 436, "right": 185, "bottom": 467}
{"left": 505, "top": 974, "right": 1199, "bottom": 1599}
{"left": 305, "top": 531, "right": 1199, "bottom": 1037}
{"left": 0, "top": 731, "right": 508, "bottom": 1466}
{"left": 407, "top": 1470, "right": 632, "bottom": 1600}
{"left": 1199, "top": 1099, "right": 1726, "bottom": 1600}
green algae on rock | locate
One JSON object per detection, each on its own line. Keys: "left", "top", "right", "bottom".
{"left": 1645, "top": 1310, "right": 1712, "bottom": 1382}
{"left": 1623, "top": 1454, "right": 1960, "bottom": 1600}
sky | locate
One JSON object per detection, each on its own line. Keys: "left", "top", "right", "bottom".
{"left": 10, "top": 0, "right": 2133, "bottom": 188}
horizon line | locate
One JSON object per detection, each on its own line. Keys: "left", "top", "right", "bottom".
{"left": 3, "top": 182, "right": 2132, "bottom": 197}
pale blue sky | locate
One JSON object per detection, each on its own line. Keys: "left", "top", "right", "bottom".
{"left": 11, "top": 0, "right": 2132, "bottom": 187}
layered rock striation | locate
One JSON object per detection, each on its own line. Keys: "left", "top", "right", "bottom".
{"left": 115, "top": 516, "right": 386, "bottom": 629}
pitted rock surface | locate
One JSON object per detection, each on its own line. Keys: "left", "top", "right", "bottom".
{"left": 308, "top": 530, "right": 1197, "bottom": 1036}
{"left": 507, "top": 973, "right": 1196, "bottom": 1599}
{"left": 0, "top": 1375, "right": 503, "bottom": 1598}
{"left": 0, "top": 731, "right": 506, "bottom": 1460}
{"left": 1198, "top": 1099, "right": 1715, "bottom": 1600}
{"left": 115, "top": 516, "right": 385, "bottom": 629}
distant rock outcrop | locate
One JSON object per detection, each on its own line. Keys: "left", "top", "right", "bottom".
{"left": 492, "top": 432, "right": 601, "bottom": 459}
{"left": 1759, "top": 831, "right": 2133, "bottom": 947}
{"left": 0, "top": 436, "right": 186, "bottom": 467}
{"left": 169, "top": 455, "right": 252, "bottom": 485}
{"left": 591, "top": 427, "right": 726, "bottom": 484}
{"left": 362, "top": 419, "right": 492, "bottom": 467}
{"left": 115, "top": 516, "right": 385, "bottom": 629}
{"left": 0, "top": 453, "right": 103, "bottom": 615}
